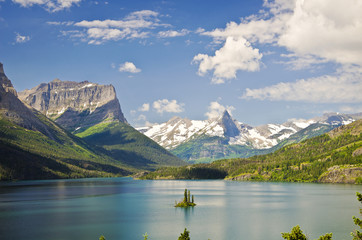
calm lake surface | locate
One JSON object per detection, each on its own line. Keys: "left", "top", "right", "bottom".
{"left": 0, "top": 178, "right": 360, "bottom": 240}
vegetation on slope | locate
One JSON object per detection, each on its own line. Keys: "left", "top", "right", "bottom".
{"left": 76, "top": 121, "right": 185, "bottom": 170}
{"left": 0, "top": 115, "right": 133, "bottom": 180}
{"left": 140, "top": 120, "right": 362, "bottom": 184}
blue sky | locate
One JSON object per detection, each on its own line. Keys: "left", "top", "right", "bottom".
{"left": 1, "top": 0, "right": 362, "bottom": 127}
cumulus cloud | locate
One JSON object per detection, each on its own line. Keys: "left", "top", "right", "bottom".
{"left": 193, "top": 37, "right": 262, "bottom": 84}
{"left": 278, "top": 0, "right": 362, "bottom": 66}
{"left": 205, "top": 101, "right": 235, "bottom": 119}
{"left": 67, "top": 10, "right": 170, "bottom": 44}
{"left": 158, "top": 29, "right": 189, "bottom": 38}
{"left": 119, "top": 62, "right": 141, "bottom": 73}
{"left": 153, "top": 99, "right": 184, "bottom": 114}
{"left": 242, "top": 67, "right": 362, "bottom": 103}
{"left": 195, "top": 0, "right": 362, "bottom": 82}
{"left": 15, "top": 33, "right": 30, "bottom": 43}
{"left": 138, "top": 103, "right": 150, "bottom": 112}
{"left": 13, "top": 0, "right": 81, "bottom": 12}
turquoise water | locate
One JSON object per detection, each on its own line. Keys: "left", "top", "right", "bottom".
{"left": 0, "top": 178, "right": 360, "bottom": 240}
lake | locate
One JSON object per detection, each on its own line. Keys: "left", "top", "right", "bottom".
{"left": 0, "top": 178, "right": 360, "bottom": 240}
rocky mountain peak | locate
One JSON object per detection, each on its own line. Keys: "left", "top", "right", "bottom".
{"left": 220, "top": 110, "right": 240, "bottom": 138}
{"left": 19, "top": 79, "right": 127, "bottom": 132}
{"left": 0, "top": 63, "right": 17, "bottom": 96}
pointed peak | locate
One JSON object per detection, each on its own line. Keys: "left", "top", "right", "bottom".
{"left": 0, "top": 62, "right": 4, "bottom": 74}
{"left": 222, "top": 110, "right": 231, "bottom": 118}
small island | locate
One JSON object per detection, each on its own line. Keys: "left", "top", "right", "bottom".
{"left": 175, "top": 189, "right": 196, "bottom": 207}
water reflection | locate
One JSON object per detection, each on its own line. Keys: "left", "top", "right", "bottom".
{"left": 0, "top": 178, "right": 360, "bottom": 240}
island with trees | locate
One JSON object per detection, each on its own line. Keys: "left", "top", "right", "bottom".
{"left": 175, "top": 189, "right": 196, "bottom": 208}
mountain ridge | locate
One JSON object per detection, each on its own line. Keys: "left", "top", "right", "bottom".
{"left": 138, "top": 110, "right": 360, "bottom": 162}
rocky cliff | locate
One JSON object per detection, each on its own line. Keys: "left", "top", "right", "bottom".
{"left": 0, "top": 63, "right": 58, "bottom": 139}
{"left": 19, "top": 79, "right": 127, "bottom": 132}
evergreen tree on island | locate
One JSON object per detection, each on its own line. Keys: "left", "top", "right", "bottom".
{"left": 175, "top": 189, "right": 196, "bottom": 207}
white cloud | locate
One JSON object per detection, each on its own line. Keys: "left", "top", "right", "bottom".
{"left": 138, "top": 103, "right": 150, "bottom": 112}
{"left": 279, "top": 53, "right": 329, "bottom": 70}
{"left": 205, "top": 101, "right": 235, "bottom": 119}
{"left": 125, "top": 10, "right": 159, "bottom": 20}
{"left": 242, "top": 67, "right": 362, "bottom": 103}
{"left": 195, "top": 0, "right": 362, "bottom": 82}
{"left": 193, "top": 37, "right": 262, "bottom": 84}
{"left": 118, "top": 62, "right": 141, "bottom": 73}
{"left": 69, "top": 10, "right": 169, "bottom": 44}
{"left": 15, "top": 33, "right": 30, "bottom": 43}
{"left": 158, "top": 29, "right": 189, "bottom": 38}
{"left": 278, "top": 0, "right": 362, "bottom": 66}
{"left": 13, "top": 0, "right": 81, "bottom": 12}
{"left": 47, "top": 21, "right": 74, "bottom": 26}
{"left": 153, "top": 99, "right": 184, "bottom": 114}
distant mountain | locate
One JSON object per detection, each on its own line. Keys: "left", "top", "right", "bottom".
{"left": 0, "top": 63, "right": 132, "bottom": 180}
{"left": 139, "top": 119, "right": 362, "bottom": 184}
{"left": 139, "top": 110, "right": 360, "bottom": 162}
{"left": 19, "top": 78, "right": 185, "bottom": 170}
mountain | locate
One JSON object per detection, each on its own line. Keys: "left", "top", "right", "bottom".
{"left": 19, "top": 78, "right": 185, "bottom": 170}
{"left": 19, "top": 78, "right": 127, "bottom": 132}
{"left": 0, "top": 63, "right": 133, "bottom": 180}
{"left": 139, "top": 110, "right": 359, "bottom": 162}
{"left": 139, "top": 119, "right": 362, "bottom": 184}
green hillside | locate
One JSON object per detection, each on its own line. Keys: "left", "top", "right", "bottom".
{"left": 140, "top": 120, "right": 362, "bottom": 184}
{"left": 0, "top": 114, "right": 134, "bottom": 180}
{"left": 75, "top": 121, "right": 185, "bottom": 170}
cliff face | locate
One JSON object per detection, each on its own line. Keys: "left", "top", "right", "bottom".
{"left": 0, "top": 63, "right": 17, "bottom": 96}
{"left": 0, "top": 63, "right": 57, "bottom": 138}
{"left": 19, "top": 79, "right": 127, "bottom": 132}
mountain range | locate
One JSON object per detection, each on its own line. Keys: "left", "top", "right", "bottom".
{"left": 138, "top": 110, "right": 361, "bottom": 162}
{"left": 0, "top": 63, "right": 184, "bottom": 180}
{"left": 139, "top": 118, "right": 362, "bottom": 184}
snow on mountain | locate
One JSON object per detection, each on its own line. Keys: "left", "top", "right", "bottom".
{"left": 138, "top": 111, "right": 359, "bottom": 151}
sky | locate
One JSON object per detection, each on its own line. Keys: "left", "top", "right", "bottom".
{"left": 1, "top": 0, "right": 362, "bottom": 127}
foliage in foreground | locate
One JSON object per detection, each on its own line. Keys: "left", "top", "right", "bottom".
{"left": 281, "top": 225, "right": 332, "bottom": 240}
{"left": 352, "top": 192, "right": 362, "bottom": 239}
{"left": 178, "top": 228, "right": 191, "bottom": 240}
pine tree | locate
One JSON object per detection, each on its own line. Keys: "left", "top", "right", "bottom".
{"left": 178, "top": 228, "right": 190, "bottom": 240}
{"left": 188, "top": 190, "right": 191, "bottom": 203}
{"left": 192, "top": 195, "right": 194, "bottom": 204}
{"left": 352, "top": 192, "right": 362, "bottom": 240}
{"left": 184, "top": 189, "right": 187, "bottom": 203}
{"left": 317, "top": 233, "right": 333, "bottom": 240}
{"left": 281, "top": 225, "right": 307, "bottom": 240}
